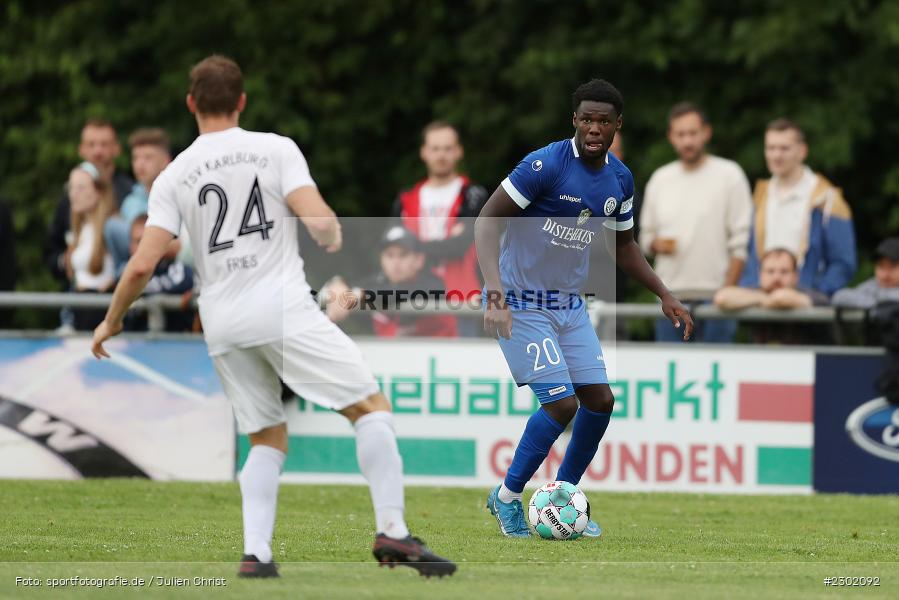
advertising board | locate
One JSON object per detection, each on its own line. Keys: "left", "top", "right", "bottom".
{"left": 813, "top": 352, "right": 899, "bottom": 494}
{"left": 262, "top": 340, "right": 815, "bottom": 494}
{"left": 0, "top": 337, "right": 234, "bottom": 481}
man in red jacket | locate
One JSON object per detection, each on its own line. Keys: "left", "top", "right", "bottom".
{"left": 393, "top": 121, "right": 487, "bottom": 335}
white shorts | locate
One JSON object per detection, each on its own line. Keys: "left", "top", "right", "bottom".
{"left": 212, "top": 310, "right": 379, "bottom": 434}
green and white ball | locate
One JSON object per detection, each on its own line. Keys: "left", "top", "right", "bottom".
{"left": 527, "top": 481, "right": 589, "bottom": 540}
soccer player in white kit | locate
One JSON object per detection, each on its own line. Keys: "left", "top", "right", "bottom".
{"left": 91, "top": 55, "right": 455, "bottom": 578}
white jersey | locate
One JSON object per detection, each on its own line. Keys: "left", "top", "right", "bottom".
{"left": 147, "top": 127, "right": 316, "bottom": 355}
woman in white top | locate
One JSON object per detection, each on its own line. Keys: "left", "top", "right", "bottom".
{"left": 65, "top": 162, "right": 117, "bottom": 328}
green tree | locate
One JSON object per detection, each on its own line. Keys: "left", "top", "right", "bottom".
{"left": 2, "top": 0, "right": 898, "bottom": 326}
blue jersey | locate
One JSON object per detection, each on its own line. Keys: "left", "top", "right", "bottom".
{"left": 498, "top": 138, "right": 634, "bottom": 307}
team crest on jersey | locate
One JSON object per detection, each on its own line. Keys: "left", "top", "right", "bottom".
{"left": 577, "top": 208, "right": 592, "bottom": 226}
{"left": 621, "top": 197, "right": 633, "bottom": 214}
{"left": 603, "top": 197, "right": 618, "bottom": 216}
{"left": 531, "top": 160, "right": 543, "bottom": 171}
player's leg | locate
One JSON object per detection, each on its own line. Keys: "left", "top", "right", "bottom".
{"left": 555, "top": 307, "right": 614, "bottom": 487}
{"left": 337, "top": 391, "right": 455, "bottom": 576}
{"left": 212, "top": 347, "right": 285, "bottom": 577}
{"left": 555, "top": 384, "right": 613, "bottom": 485}
{"left": 499, "top": 392, "right": 577, "bottom": 502}
{"left": 272, "top": 316, "right": 408, "bottom": 540}
{"left": 489, "top": 309, "right": 575, "bottom": 536}
{"left": 238, "top": 422, "right": 287, "bottom": 575}
{"left": 273, "top": 311, "right": 455, "bottom": 576}
{"left": 553, "top": 308, "right": 614, "bottom": 538}
{"left": 338, "top": 392, "right": 408, "bottom": 541}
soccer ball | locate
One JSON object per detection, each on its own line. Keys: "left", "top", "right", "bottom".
{"left": 527, "top": 481, "right": 590, "bottom": 540}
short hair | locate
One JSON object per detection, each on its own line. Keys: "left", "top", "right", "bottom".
{"left": 766, "top": 118, "right": 806, "bottom": 143}
{"left": 668, "top": 102, "right": 708, "bottom": 125}
{"left": 82, "top": 117, "right": 115, "bottom": 133}
{"left": 128, "top": 128, "right": 171, "bottom": 154}
{"left": 571, "top": 79, "right": 624, "bottom": 115}
{"left": 189, "top": 55, "right": 243, "bottom": 116}
{"left": 421, "top": 120, "right": 460, "bottom": 145}
{"left": 761, "top": 247, "right": 798, "bottom": 271}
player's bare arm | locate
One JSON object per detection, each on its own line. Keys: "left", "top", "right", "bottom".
{"left": 474, "top": 187, "right": 521, "bottom": 339}
{"left": 285, "top": 185, "right": 342, "bottom": 252}
{"left": 91, "top": 225, "right": 175, "bottom": 358}
{"left": 613, "top": 227, "right": 694, "bottom": 340}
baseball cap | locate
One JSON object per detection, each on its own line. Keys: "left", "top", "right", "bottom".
{"left": 875, "top": 237, "right": 899, "bottom": 262}
{"left": 380, "top": 226, "right": 420, "bottom": 251}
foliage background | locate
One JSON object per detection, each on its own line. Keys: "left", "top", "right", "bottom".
{"left": 2, "top": 0, "right": 898, "bottom": 323}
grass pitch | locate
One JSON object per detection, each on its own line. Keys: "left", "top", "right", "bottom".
{"left": 1, "top": 480, "right": 897, "bottom": 599}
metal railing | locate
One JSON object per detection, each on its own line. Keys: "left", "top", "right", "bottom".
{"left": 0, "top": 292, "right": 186, "bottom": 333}
{"left": 0, "top": 291, "right": 866, "bottom": 336}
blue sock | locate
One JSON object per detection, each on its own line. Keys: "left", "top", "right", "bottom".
{"left": 503, "top": 408, "right": 566, "bottom": 493}
{"left": 556, "top": 406, "right": 611, "bottom": 486}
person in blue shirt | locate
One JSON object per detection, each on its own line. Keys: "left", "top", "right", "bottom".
{"left": 475, "top": 79, "right": 693, "bottom": 538}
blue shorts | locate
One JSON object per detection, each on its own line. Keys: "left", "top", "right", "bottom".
{"left": 496, "top": 305, "right": 607, "bottom": 404}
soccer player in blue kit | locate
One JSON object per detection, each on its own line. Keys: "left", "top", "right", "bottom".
{"left": 475, "top": 79, "right": 694, "bottom": 537}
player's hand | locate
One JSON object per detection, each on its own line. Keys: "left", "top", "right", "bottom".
{"left": 91, "top": 319, "right": 123, "bottom": 359}
{"left": 324, "top": 231, "right": 343, "bottom": 254}
{"left": 310, "top": 221, "right": 342, "bottom": 253}
{"left": 660, "top": 293, "right": 693, "bottom": 341}
{"left": 323, "top": 224, "right": 342, "bottom": 253}
{"left": 483, "top": 291, "right": 512, "bottom": 339}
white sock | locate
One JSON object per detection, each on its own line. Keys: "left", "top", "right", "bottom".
{"left": 354, "top": 411, "right": 409, "bottom": 539}
{"left": 498, "top": 483, "right": 522, "bottom": 503}
{"left": 238, "top": 444, "right": 285, "bottom": 563}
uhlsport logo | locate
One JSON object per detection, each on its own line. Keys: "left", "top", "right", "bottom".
{"left": 531, "top": 160, "right": 543, "bottom": 171}
{"left": 845, "top": 397, "right": 899, "bottom": 462}
{"left": 603, "top": 197, "right": 618, "bottom": 216}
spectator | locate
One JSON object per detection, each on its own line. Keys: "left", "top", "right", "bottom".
{"left": 832, "top": 237, "right": 899, "bottom": 309}
{"left": 65, "top": 162, "right": 117, "bottom": 330}
{"left": 0, "top": 196, "right": 15, "bottom": 328}
{"left": 715, "top": 248, "right": 829, "bottom": 344}
{"left": 46, "top": 118, "right": 133, "bottom": 283}
{"left": 639, "top": 102, "right": 752, "bottom": 342}
{"left": 123, "top": 214, "right": 194, "bottom": 331}
{"left": 106, "top": 128, "right": 173, "bottom": 274}
{"left": 715, "top": 248, "right": 827, "bottom": 311}
{"left": 393, "top": 121, "right": 487, "bottom": 335}
{"left": 324, "top": 226, "right": 457, "bottom": 337}
{"left": 740, "top": 118, "right": 857, "bottom": 296}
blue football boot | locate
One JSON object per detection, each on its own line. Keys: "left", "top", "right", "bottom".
{"left": 582, "top": 500, "right": 602, "bottom": 538}
{"left": 486, "top": 485, "right": 530, "bottom": 537}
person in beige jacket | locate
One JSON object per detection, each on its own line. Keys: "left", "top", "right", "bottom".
{"left": 639, "top": 102, "right": 752, "bottom": 342}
